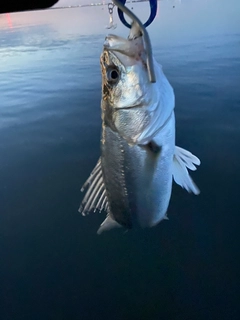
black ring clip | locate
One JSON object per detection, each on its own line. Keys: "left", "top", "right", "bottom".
{"left": 117, "top": 0, "right": 158, "bottom": 28}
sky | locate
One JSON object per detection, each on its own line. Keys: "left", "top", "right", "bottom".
{"left": 0, "top": 0, "right": 239, "bottom": 42}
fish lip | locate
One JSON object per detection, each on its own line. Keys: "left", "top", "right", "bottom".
{"left": 114, "top": 103, "right": 144, "bottom": 110}
{"left": 103, "top": 34, "right": 130, "bottom": 53}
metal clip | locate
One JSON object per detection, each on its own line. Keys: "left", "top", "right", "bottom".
{"left": 106, "top": 2, "right": 117, "bottom": 30}
{"left": 112, "top": 0, "right": 156, "bottom": 83}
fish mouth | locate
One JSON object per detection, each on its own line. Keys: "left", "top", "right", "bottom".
{"left": 104, "top": 22, "right": 143, "bottom": 54}
{"left": 102, "top": 30, "right": 146, "bottom": 68}
{"left": 104, "top": 34, "right": 140, "bottom": 57}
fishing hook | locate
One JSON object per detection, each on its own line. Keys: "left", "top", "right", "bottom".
{"left": 117, "top": 0, "right": 158, "bottom": 28}
{"left": 111, "top": 0, "right": 156, "bottom": 83}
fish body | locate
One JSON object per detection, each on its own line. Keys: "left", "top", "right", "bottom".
{"left": 79, "top": 25, "right": 200, "bottom": 234}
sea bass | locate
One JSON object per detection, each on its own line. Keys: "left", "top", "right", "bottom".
{"left": 79, "top": 24, "right": 200, "bottom": 234}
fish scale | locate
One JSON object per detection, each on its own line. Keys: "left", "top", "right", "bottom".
{"left": 101, "top": 124, "right": 132, "bottom": 229}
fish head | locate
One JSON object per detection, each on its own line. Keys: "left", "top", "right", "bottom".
{"left": 100, "top": 25, "right": 152, "bottom": 111}
{"left": 100, "top": 23, "right": 175, "bottom": 145}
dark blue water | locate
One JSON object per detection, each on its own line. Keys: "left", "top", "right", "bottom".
{"left": 0, "top": 3, "right": 240, "bottom": 320}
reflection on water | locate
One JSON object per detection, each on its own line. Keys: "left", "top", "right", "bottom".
{"left": 0, "top": 1, "right": 240, "bottom": 320}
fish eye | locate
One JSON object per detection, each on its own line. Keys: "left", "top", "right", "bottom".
{"left": 107, "top": 67, "right": 120, "bottom": 84}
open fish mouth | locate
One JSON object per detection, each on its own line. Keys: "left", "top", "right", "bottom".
{"left": 103, "top": 33, "right": 144, "bottom": 58}
{"left": 102, "top": 25, "right": 147, "bottom": 70}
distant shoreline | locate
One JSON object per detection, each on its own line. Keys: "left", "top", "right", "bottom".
{"left": 51, "top": 0, "right": 149, "bottom": 10}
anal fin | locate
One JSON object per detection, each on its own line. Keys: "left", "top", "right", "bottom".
{"left": 79, "top": 158, "right": 109, "bottom": 216}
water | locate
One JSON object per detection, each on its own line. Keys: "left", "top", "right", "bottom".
{"left": 0, "top": 2, "right": 240, "bottom": 319}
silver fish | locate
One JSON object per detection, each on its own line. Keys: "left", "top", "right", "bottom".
{"left": 79, "top": 24, "right": 200, "bottom": 234}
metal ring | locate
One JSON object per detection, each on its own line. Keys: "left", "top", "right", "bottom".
{"left": 108, "top": 3, "right": 114, "bottom": 15}
{"left": 117, "top": 0, "right": 157, "bottom": 28}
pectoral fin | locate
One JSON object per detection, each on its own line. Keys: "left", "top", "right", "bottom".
{"left": 173, "top": 146, "right": 201, "bottom": 195}
{"left": 79, "top": 158, "right": 109, "bottom": 216}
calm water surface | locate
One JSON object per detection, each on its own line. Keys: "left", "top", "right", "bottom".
{"left": 0, "top": 2, "right": 240, "bottom": 320}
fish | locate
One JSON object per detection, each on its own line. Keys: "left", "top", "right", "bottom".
{"left": 79, "top": 23, "right": 200, "bottom": 234}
